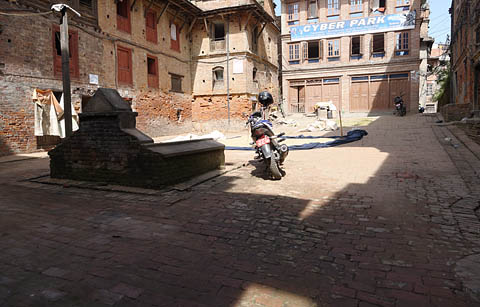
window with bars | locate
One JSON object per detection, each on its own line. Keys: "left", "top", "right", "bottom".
{"left": 308, "top": 0, "right": 318, "bottom": 18}
{"left": 287, "top": 3, "right": 299, "bottom": 21}
{"left": 327, "top": 39, "right": 340, "bottom": 57}
{"left": 327, "top": 0, "right": 340, "bottom": 15}
{"left": 395, "top": 31, "right": 409, "bottom": 55}
{"left": 289, "top": 43, "right": 300, "bottom": 61}
{"left": 350, "top": 0, "right": 362, "bottom": 12}
{"left": 426, "top": 83, "right": 433, "bottom": 96}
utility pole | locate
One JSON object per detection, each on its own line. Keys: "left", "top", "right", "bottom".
{"left": 51, "top": 4, "right": 81, "bottom": 138}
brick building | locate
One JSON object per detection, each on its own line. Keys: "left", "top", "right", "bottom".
{"left": 449, "top": 0, "right": 480, "bottom": 116}
{"left": 280, "top": 0, "right": 431, "bottom": 115}
{"left": 0, "top": 0, "right": 278, "bottom": 156}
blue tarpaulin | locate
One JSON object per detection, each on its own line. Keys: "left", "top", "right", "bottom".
{"left": 225, "top": 129, "right": 368, "bottom": 151}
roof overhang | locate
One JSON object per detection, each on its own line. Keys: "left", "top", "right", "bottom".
{"left": 200, "top": 3, "right": 278, "bottom": 30}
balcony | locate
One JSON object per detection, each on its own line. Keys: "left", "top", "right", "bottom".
{"left": 210, "top": 39, "right": 226, "bottom": 52}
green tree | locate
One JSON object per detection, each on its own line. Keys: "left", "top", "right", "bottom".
{"left": 433, "top": 62, "right": 451, "bottom": 106}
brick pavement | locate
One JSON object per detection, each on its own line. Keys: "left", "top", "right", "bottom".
{"left": 0, "top": 114, "right": 480, "bottom": 306}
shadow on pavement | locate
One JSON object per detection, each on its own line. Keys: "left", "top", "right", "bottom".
{"left": 0, "top": 115, "right": 477, "bottom": 307}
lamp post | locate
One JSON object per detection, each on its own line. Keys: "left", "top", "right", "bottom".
{"left": 51, "top": 4, "right": 81, "bottom": 138}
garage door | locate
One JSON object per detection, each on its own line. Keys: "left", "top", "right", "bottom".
{"left": 370, "top": 77, "right": 389, "bottom": 111}
{"left": 389, "top": 74, "right": 410, "bottom": 110}
{"left": 306, "top": 84, "right": 322, "bottom": 113}
{"left": 323, "top": 79, "right": 341, "bottom": 110}
{"left": 349, "top": 73, "right": 410, "bottom": 112}
{"left": 350, "top": 77, "right": 369, "bottom": 112}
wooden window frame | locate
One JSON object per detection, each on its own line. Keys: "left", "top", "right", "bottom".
{"left": 350, "top": 36, "right": 363, "bottom": 56}
{"left": 371, "top": 0, "right": 386, "bottom": 13}
{"left": 52, "top": 25, "right": 79, "bottom": 79}
{"left": 170, "top": 73, "right": 183, "bottom": 93}
{"left": 147, "top": 55, "right": 158, "bottom": 88}
{"left": 307, "top": 0, "right": 318, "bottom": 19}
{"left": 327, "top": 0, "right": 340, "bottom": 16}
{"left": 288, "top": 43, "right": 300, "bottom": 61}
{"left": 395, "top": 31, "right": 409, "bottom": 52}
{"left": 395, "top": 0, "right": 410, "bottom": 11}
{"left": 302, "top": 40, "right": 323, "bottom": 61}
{"left": 327, "top": 39, "right": 340, "bottom": 58}
{"left": 170, "top": 22, "right": 180, "bottom": 52}
{"left": 145, "top": 9, "right": 157, "bottom": 44}
{"left": 213, "top": 66, "right": 224, "bottom": 89}
{"left": 117, "top": 0, "right": 131, "bottom": 34}
{"left": 350, "top": 0, "right": 363, "bottom": 13}
{"left": 287, "top": 3, "right": 299, "bottom": 21}
{"left": 371, "top": 33, "right": 385, "bottom": 55}
{"left": 117, "top": 45, "right": 133, "bottom": 85}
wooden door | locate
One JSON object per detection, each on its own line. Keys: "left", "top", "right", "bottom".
{"left": 350, "top": 81, "right": 369, "bottom": 112}
{"left": 117, "top": 46, "right": 132, "bottom": 85}
{"left": 389, "top": 78, "right": 409, "bottom": 111}
{"left": 369, "top": 80, "right": 389, "bottom": 111}
{"left": 323, "top": 82, "right": 340, "bottom": 110}
{"left": 306, "top": 84, "right": 322, "bottom": 113}
{"left": 298, "top": 86, "right": 305, "bottom": 113}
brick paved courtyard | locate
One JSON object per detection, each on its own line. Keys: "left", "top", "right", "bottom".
{"left": 0, "top": 114, "right": 479, "bottom": 306}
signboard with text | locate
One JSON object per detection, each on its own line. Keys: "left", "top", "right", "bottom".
{"left": 290, "top": 12, "right": 416, "bottom": 41}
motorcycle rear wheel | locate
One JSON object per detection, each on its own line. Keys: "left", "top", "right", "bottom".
{"left": 268, "top": 157, "right": 282, "bottom": 180}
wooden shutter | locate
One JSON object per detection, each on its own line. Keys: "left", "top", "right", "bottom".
{"left": 170, "top": 23, "right": 180, "bottom": 52}
{"left": 117, "top": 0, "right": 131, "bottom": 33}
{"left": 147, "top": 55, "right": 158, "bottom": 88}
{"left": 302, "top": 42, "right": 308, "bottom": 61}
{"left": 117, "top": 46, "right": 132, "bottom": 85}
{"left": 146, "top": 10, "right": 157, "bottom": 43}
{"left": 52, "top": 25, "right": 79, "bottom": 79}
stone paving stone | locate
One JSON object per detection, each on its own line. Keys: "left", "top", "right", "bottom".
{"left": 1, "top": 115, "right": 480, "bottom": 306}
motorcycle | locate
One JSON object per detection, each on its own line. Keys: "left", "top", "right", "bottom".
{"left": 394, "top": 93, "right": 407, "bottom": 116}
{"left": 246, "top": 109, "right": 289, "bottom": 180}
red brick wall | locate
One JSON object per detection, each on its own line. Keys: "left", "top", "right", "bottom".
{"left": 0, "top": 5, "right": 102, "bottom": 157}
{"left": 134, "top": 90, "right": 193, "bottom": 136}
{"left": 192, "top": 95, "right": 253, "bottom": 122}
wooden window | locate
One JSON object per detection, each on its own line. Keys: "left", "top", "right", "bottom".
{"left": 426, "top": 83, "right": 433, "bottom": 96}
{"left": 288, "top": 43, "right": 300, "bottom": 61}
{"left": 308, "top": 0, "right": 317, "bottom": 18}
{"left": 52, "top": 25, "right": 79, "bottom": 79}
{"left": 350, "top": 0, "right": 362, "bottom": 12}
{"left": 303, "top": 40, "right": 322, "bottom": 61}
{"left": 170, "top": 73, "right": 182, "bottom": 92}
{"left": 287, "top": 3, "right": 299, "bottom": 21}
{"left": 372, "top": 33, "right": 384, "bottom": 54}
{"left": 147, "top": 55, "right": 158, "bottom": 88}
{"left": 395, "top": 31, "right": 409, "bottom": 55}
{"left": 117, "top": 0, "right": 131, "bottom": 33}
{"left": 395, "top": 0, "right": 410, "bottom": 12}
{"left": 351, "top": 36, "right": 362, "bottom": 55}
{"left": 252, "top": 27, "right": 258, "bottom": 53}
{"left": 117, "top": 46, "right": 132, "bottom": 85}
{"left": 145, "top": 10, "right": 157, "bottom": 44}
{"left": 170, "top": 22, "right": 180, "bottom": 52}
{"left": 371, "top": 0, "right": 386, "bottom": 13}
{"left": 327, "top": 39, "right": 340, "bottom": 57}
{"left": 213, "top": 66, "right": 224, "bottom": 89}
{"left": 327, "top": 0, "right": 339, "bottom": 16}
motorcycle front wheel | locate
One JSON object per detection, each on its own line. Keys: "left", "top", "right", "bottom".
{"left": 268, "top": 157, "right": 282, "bottom": 180}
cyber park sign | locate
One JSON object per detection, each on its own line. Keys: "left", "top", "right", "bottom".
{"left": 290, "top": 12, "right": 416, "bottom": 41}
